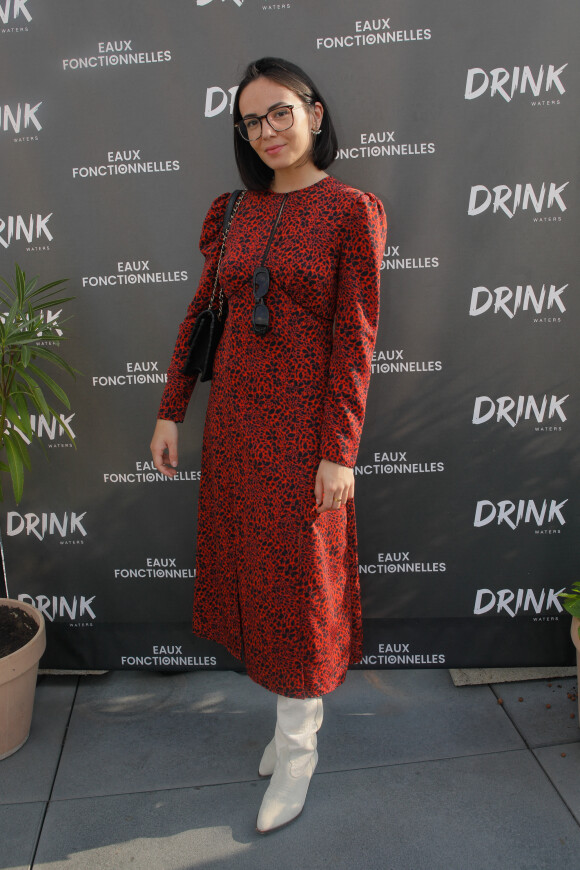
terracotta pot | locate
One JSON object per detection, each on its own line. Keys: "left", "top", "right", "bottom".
{"left": 0, "top": 598, "right": 46, "bottom": 760}
{"left": 571, "top": 617, "right": 580, "bottom": 727}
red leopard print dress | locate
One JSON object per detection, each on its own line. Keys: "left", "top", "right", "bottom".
{"left": 158, "top": 175, "right": 386, "bottom": 698}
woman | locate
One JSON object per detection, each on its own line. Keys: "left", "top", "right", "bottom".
{"left": 151, "top": 57, "right": 386, "bottom": 833}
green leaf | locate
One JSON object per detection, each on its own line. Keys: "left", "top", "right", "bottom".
{"left": 0, "top": 274, "right": 15, "bottom": 295}
{"left": 31, "top": 385, "right": 52, "bottom": 420}
{"left": 29, "top": 344, "right": 79, "bottom": 378}
{"left": 53, "top": 412, "right": 76, "bottom": 445}
{"left": 563, "top": 599, "right": 580, "bottom": 619}
{"left": 2, "top": 299, "right": 19, "bottom": 333}
{"left": 16, "top": 372, "right": 52, "bottom": 419}
{"left": 25, "top": 362, "right": 71, "bottom": 408}
{"left": 4, "top": 402, "right": 33, "bottom": 441}
{"left": 4, "top": 432, "right": 24, "bottom": 503}
{"left": 24, "top": 274, "right": 38, "bottom": 295}
{"left": 15, "top": 264, "right": 26, "bottom": 303}
{"left": 8, "top": 427, "right": 32, "bottom": 471}
{"left": 27, "top": 284, "right": 72, "bottom": 315}
{"left": 27, "top": 277, "right": 68, "bottom": 300}
{"left": 558, "top": 584, "right": 580, "bottom": 618}
{"left": 21, "top": 344, "right": 32, "bottom": 367}
{"left": 13, "top": 390, "right": 30, "bottom": 427}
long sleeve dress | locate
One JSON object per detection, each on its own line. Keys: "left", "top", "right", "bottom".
{"left": 158, "top": 175, "right": 387, "bottom": 698}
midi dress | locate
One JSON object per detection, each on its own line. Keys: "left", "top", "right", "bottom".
{"left": 158, "top": 175, "right": 386, "bottom": 698}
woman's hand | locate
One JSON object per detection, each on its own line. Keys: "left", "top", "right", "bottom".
{"left": 314, "top": 459, "right": 354, "bottom": 514}
{"left": 150, "top": 419, "right": 179, "bottom": 478}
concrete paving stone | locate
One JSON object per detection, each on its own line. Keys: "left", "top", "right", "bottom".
{"left": 491, "top": 676, "right": 580, "bottom": 748}
{"left": 0, "top": 676, "right": 77, "bottom": 805}
{"left": 321, "top": 667, "right": 525, "bottom": 770}
{"left": 52, "top": 670, "right": 277, "bottom": 800}
{"left": 534, "top": 742, "right": 580, "bottom": 825}
{"left": 0, "top": 801, "right": 45, "bottom": 870}
{"left": 34, "top": 751, "right": 580, "bottom": 870}
{"left": 51, "top": 669, "right": 524, "bottom": 800}
{"left": 450, "top": 666, "right": 576, "bottom": 686}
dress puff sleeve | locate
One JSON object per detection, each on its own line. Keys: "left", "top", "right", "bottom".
{"left": 319, "top": 192, "right": 387, "bottom": 467}
{"left": 157, "top": 192, "right": 230, "bottom": 422}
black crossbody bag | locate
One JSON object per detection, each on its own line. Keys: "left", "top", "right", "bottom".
{"left": 182, "top": 189, "right": 245, "bottom": 381}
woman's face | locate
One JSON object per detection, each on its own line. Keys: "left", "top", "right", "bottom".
{"left": 238, "top": 76, "right": 323, "bottom": 175}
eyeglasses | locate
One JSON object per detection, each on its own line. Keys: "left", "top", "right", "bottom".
{"left": 252, "top": 266, "right": 271, "bottom": 335}
{"left": 236, "top": 104, "right": 307, "bottom": 142}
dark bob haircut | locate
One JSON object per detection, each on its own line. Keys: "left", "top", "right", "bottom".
{"left": 233, "top": 57, "right": 338, "bottom": 191}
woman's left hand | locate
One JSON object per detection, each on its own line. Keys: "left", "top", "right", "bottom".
{"left": 314, "top": 459, "right": 354, "bottom": 514}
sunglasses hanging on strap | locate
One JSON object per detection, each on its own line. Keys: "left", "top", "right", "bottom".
{"left": 182, "top": 189, "right": 245, "bottom": 381}
{"left": 252, "top": 193, "right": 288, "bottom": 336}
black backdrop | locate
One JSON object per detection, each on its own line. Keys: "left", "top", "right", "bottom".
{"left": 1, "top": 0, "right": 578, "bottom": 671}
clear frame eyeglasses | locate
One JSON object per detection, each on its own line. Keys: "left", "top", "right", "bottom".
{"left": 236, "top": 104, "right": 307, "bottom": 142}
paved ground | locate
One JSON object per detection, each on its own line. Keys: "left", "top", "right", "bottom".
{"left": 2, "top": 668, "right": 580, "bottom": 870}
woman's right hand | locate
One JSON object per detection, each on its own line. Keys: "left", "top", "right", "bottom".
{"left": 150, "top": 419, "right": 179, "bottom": 478}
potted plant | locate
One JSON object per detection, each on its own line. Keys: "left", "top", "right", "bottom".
{"left": 0, "top": 263, "right": 77, "bottom": 759}
{"left": 0, "top": 599, "right": 46, "bottom": 758}
{"left": 559, "top": 582, "right": 580, "bottom": 726}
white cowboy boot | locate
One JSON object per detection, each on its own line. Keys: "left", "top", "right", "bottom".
{"left": 256, "top": 695, "right": 323, "bottom": 834}
{"left": 258, "top": 736, "right": 276, "bottom": 777}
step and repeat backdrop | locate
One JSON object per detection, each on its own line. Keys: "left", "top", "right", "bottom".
{"left": 1, "top": 0, "right": 578, "bottom": 670}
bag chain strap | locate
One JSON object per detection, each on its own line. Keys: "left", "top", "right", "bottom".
{"left": 208, "top": 191, "right": 246, "bottom": 319}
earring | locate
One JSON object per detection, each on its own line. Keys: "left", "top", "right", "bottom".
{"left": 312, "top": 129, "right": 322, "bottom": 135}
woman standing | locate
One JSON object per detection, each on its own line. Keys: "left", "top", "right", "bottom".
{"left": 151, "top": 57, "right": 386, "bottom": 833}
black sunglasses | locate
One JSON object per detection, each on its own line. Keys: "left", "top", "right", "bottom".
{"left": 251, "top": 193, "right": 289, "bottom": 336}
{"left": 252, "top": 266, "right": 271, "bottom": 335}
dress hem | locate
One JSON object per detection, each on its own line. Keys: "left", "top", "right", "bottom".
{"left": 192, "top": 625, "right": 355, "bottom": 699}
